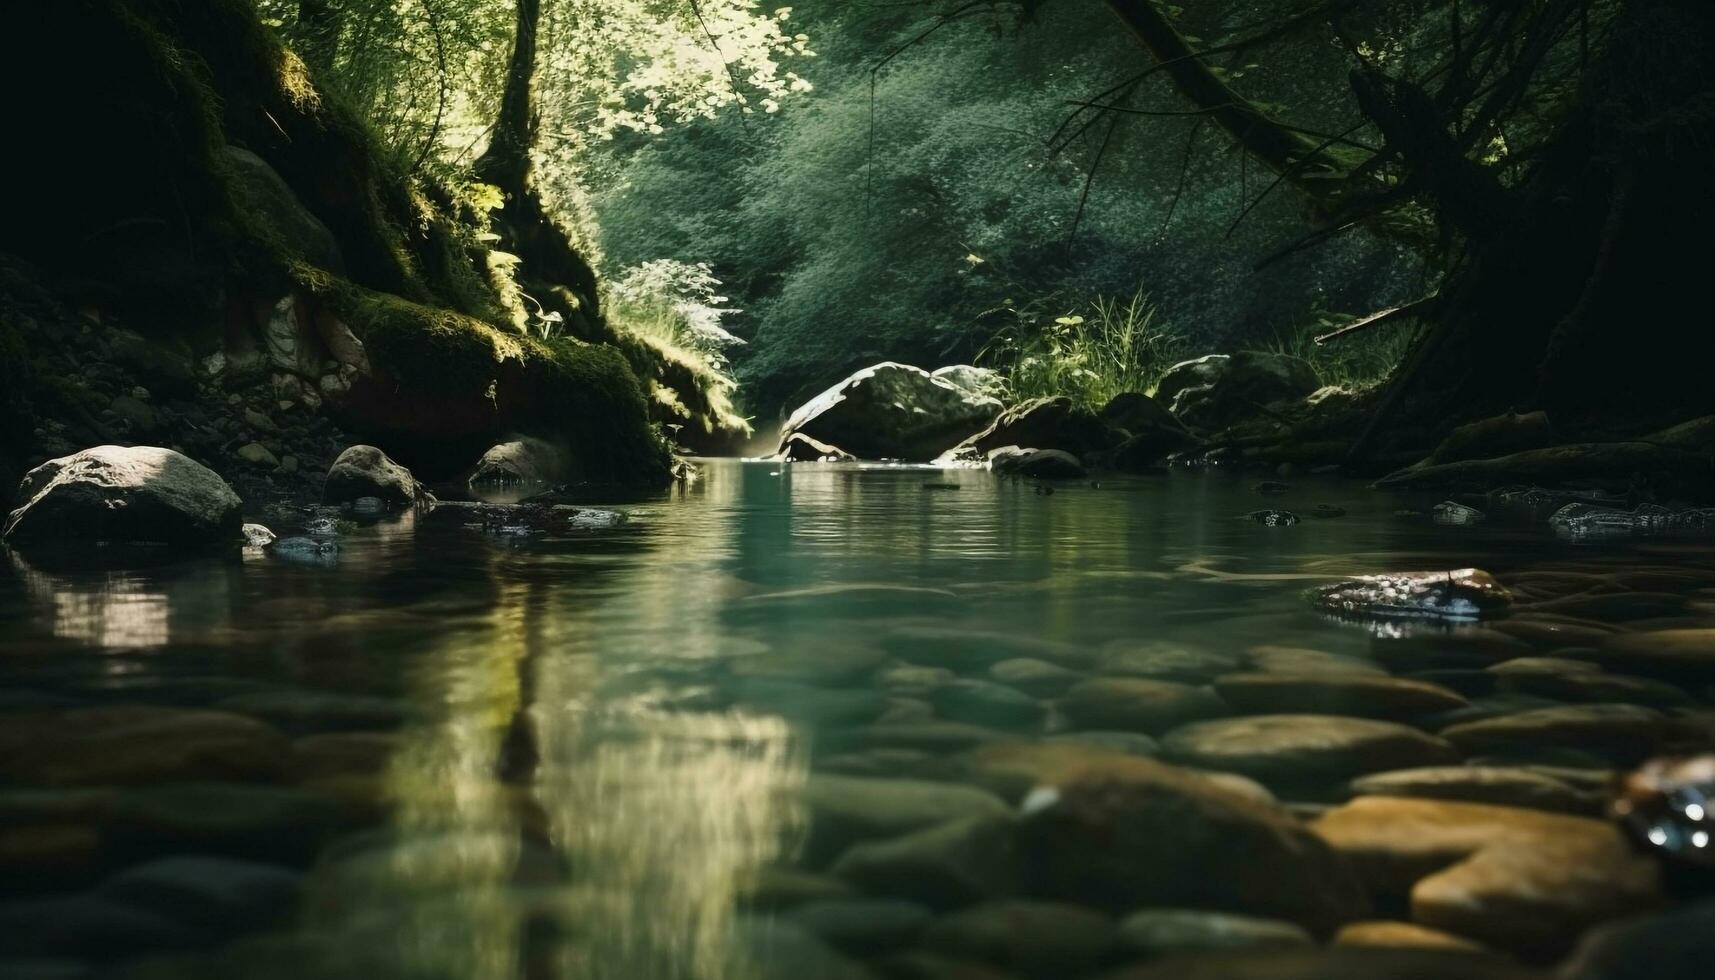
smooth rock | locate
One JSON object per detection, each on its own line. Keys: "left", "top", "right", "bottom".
{"left": 1157, "top": 352, "right": 1319, "bottom": 432}
{"left": 988, "top": 447, "right": 1086, "bottom": 479}
{"left": 958, "top": 742, "right": 1368, "bottom": 933}
{"left": 930, "top": 679, "right": 1045, "bottom": 730}
{"left": 736, "top": 918, "right": 873, "bottom": 980}
{"left": 1097, "top": 642, "right": 1243, "bottom": 683}
{"left": 778, "top": 362, "right": 1002, "bottom": 462}
{"left": 1592, "top": 629, "right": 1715, "bottom": 681}
{"left": 1439, "top": 704, "right": 1666, "bottom": 765}
{"left": 737, "top": 867, "right": 857, "bottom": 911}
{"left": 1213, "top": 673, "right": 1467, "bottom": 720}
{"left": 1245, "top": 645, "right": 1384, "bottom": 677}
{"left": 1333, "top": 920, "right": 1484, "bottom": 952}
{"left": 801, "top": 775, "right": 1010, "bottom": 863}
{"left": 322, "top": 445, "right": 429, "bottom": 506}
{"left": 1095, "top": 948, "right": 1537, "bottom": 979}
{"left": 729, "top": 645, "right": 888, "bottom": 687}
{"left": 240, "top": 523, "right": 276, "bottom": 549}
{"left": 468, "top": 436, "right": 569, "bottom": 486}
{"left": 1348, "top": 766, "right": 1601, "bottom": 815}
{"left": 1117, "top": 908, "right": 1312, "bottom": 955}
{"left": 829, "top": 814, "right": 1018, "bottom": 909}
{"left": 3, "top": 446, "right": 242, "bottom": 549}
{"left": 785, "top": 897, "right": 932, "bottom": 955}
{"left": 1059, "top": 678, "right": 1227, "bottom": 734}
{"left": 881, "top": 628, "right": 1093, "bottom": 670}
{"left": 952, "top": 396, "right": 1115, "bottom": 458}
{"left": 727, "top": 679, "right": 888, "bottom": 727}
{"left": 922, "top": 899, "right": 1117, "bottom": 979}
{"left": 0, "top": 706, "right": 288, "bottom": 787}
{"left": 96, "top": 856, "right": 301, "bottom": 935}
{"left": 236, "top": 443, "right": 279, "bottom": 468}
{"left": 1312, "top": 796, "right": 1661, "bottom": 958}
{"left": 987, "top": 658, "right": 1080, "bottom": 697}
{"left": 1159, "top": 714, "right": 1460, "bottom": 787}
{"left": 1560, "top": 900, "right": 1715, "bottom": 980}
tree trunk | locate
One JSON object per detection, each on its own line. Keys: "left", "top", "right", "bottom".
{"left": 475, "top": 0, "right": 604, "bottom": 337}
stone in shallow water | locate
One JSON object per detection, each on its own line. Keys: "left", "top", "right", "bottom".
{"left": 1097, "top": 948, "right": 1538, "bottom": 980}
{"left": 1348, "top": 765, "right": 1601, "bottom": 815}
{"left": 1097, "top": 642, "right": 1243, "bottom": 683}
{"left": 989, "top": 447, "right": 1086, "bottom": 479}
{"left": 1313, "top": 568, "right": 1512, "bottom": 623}
{"left": 726, "top": 643, "right": 887, "bottom": 686}
{"left": 110, "top": 783, "right": 345, "bottom": 865}
{"left": 1058, "top": 678, "right": 1228, "bottom": 734}
{"left": 737, "top": 867, "right": 858, "bottom": 911}
{"left": 1159, "top": 714, "right": 1460, "bottom": 786}
{"left": 987, "top": 658, "right": 1080, "bottom": 697}
{"left": 1487, "top": 659, "right": 1692, "bottom": 708}
{"left": 957, "top": 742, "right": 1368, "bottom": 933}
{"left": 1117, "top": 908, "right": 1312, "bottom": 955}
{"left": 878, "top": 665, "right": 955, "bottom": 697}
{"left": 930, "top": 679, "right": 1045, "bottom": 730}
{"left": 2, "top": 446, "right": 242, "bottom": 550}
{"left": 95, "top": 856, "right": 301, "bottom": 936}
{"left": 1560, "top": 900, "right": 1715, "bottom": 980}
{"left": 801, "top": 775, "right": 1010, "bottom": 864}
{"left": 784, "top": 897, "right": 932, "bottom": 955}
{"left": 735, "top": 917, "right": 873, "bottom": 980}
{"left": 1333, "top": 920, "right": 1485, "bottom": 952}
{"left": 1592, "top": 629, "right": 1715, "bottom": 682}
{"left": 872, "top": 951, "right": 1013, "bottom": 980}
{"left": 1312, "top": 796, "right": 1661, "bottom": 958}
{"left": 1439, "top": 703, "right": 1667, "bottom": 765}
{"left": 0, "top": 895, "right": 198, "bottom": 958}
{"left": 1212, "top": 673, "right": 1467, "bottom": 720}
{"left": 881, "top": 626, "right": 1094, "bottom": 670}
{"left": 0, "top": 706, "right": 288, "bottom": 787}
{"left": 725, "top": 679, "right": 889, "bottom": 727}
{"left": 829, "top": 814, "right": 1019, "bottom": 909}
{"left": 1044, "top": 730, "right": 1159, "bottom": 757}
{"left": 922, "top": 899, "right": 1117, "bottom": 979}
{"left": 1245, "top": 645, "right": 1384, "bottom": 677}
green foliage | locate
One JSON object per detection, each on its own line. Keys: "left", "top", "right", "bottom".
{"left": 979, "top": 289, "right": 1184, "bottom": 412}
{"left": 1256, "top": 306, "right": 1418, "bottom": 391}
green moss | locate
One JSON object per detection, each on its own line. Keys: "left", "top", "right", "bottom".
{"left": 295, "top": 266, "right": 668, "bottom": 484}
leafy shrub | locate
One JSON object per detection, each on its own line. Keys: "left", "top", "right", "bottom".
{"left": 979, "top": 288, "right": 1184, "bottom": 411}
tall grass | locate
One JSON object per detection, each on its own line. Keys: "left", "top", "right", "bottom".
{"left": 1258, "top": 306, "right": 1418, "bottom": 390}
{"left": 978, "top": 289, "right": 1183, "bottom": 411}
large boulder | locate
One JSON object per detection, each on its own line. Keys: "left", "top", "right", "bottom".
{"left": 468, "top": 436, "right": 569, "bottom": 486}
{"left": 220, "top": 146, "right": 344, "bottom": 273}
{"left": 2, "top": 445, "right": 242, "bottom": 549}
{"left": 1156, "top": 352, "right": 1320, "bottom": 432}
{"left": 988, "top": 447, "right": 1086, "bottom": 479}
{"left": 958, "top": 742, "right": 1370, "bottom": 934}
{"left": 1099, "top": 392, "right": 1199, "bottom": 469}
{"left": 323, "top": 445, "right": 431, "bottom": 506}
{"left": 947, "top": 397, "right": 1115, "bottom": 459}
{"left": 778, "top": 362, "right": 1001, "bottom": 461}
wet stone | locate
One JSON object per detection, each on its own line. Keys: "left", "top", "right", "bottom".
{"left": 727, "top": 644, "right": 888, "bottom": 686}
{"left": 1159, "top": 714, "right": 1460, "bottom": 788}
{"left": 110, "top": 783, "right": 345, "bottom": 865}
{"left": 921, "top": 899, "right": 1118, "bottom": 979}
{"left": 829, "top": 814, "right": 1019, "bottom": 909}
{"left": 0, "top": 706, "right": 289, "bottom": 787}
{"left": 801, "top": 775, "right": 1010, "bottom": 864}
{"left": 881, "top": 627, "right": 1095, "bottom": 670}
{"left": 962, "top": 742, "right": 1369, "bottom": 933}
{"left": 1212, "top": 673, "right": 1467, "bottom": 720}
{"left": 1487, "top": 660, "right": 1693, "bottom": 708}
{"left": 1097, "top": 642, "right": 1243, "bottom": 683}
{"left": 987, "top": 658, "right": 1081, "bottom": 697}
{"left": 784, "top": 897, "right": 932, "bottom": 955}
{"left": 1333, "top": 920, "right": 1486, "bottom": 952}
{"left": 0, "top": 896, "right": 198, "bottom": 959}
{"left": 1592, "top": 629, "right": 1715, "bottom": 682}
{"left": 735, "top": 918, "right": 872, "bottom": 980}
{"left": 1058, "top": 678, "right": 1228, "bottom": 734}
{"left": 1117, "top": 908, "right": 1313, "bottom": 955}
{"left": 95, "top": 856, "right": 301, "bottom": 936}
{"left": 1097, "top": 948, "right": 1540, "bottom": 980}
{"left": 1044, "top": 731, "right": 1159, "bottom": 757}
{"left": 726, "top": 679, "right": 889, "bottom": 727}
{"left": 930, "top": 679, "right": 1045, "bottom": 730}
{"left": 737, "top": 867, "right": 858, "bottom": 911}
{"left": 1313, "top": 796, "right": 1661, "bottom": 958}
{"left": 1349, "top": 765, "right": 1602, "bottom": 815}
{"left": 1244, "top": 645, "right": 1383, "bottom": 677}
{"left": 1439, "top": 703, "right": 1668, "bottom": 766}
{"left": 878, "top": 665, "right": 955, "bottom": 697}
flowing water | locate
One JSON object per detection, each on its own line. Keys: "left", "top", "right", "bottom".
{"left": 3, "top": 460, "right": 1713, "bottom": 978}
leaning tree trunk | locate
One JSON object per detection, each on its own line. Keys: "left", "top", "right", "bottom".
{"left": 475, "top": 0, "right": 605, "bottom": 340}
{"left": 1358, "top": 0, "right": 1715, "bottom": 456}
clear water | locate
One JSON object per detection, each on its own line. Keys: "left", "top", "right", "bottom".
{"left": 2, "top": 459, "right": 1712, "bottom": 977}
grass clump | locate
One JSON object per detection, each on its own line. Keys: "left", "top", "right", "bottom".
{"left": 1258, "top": 305, "right": 1418, "bottom": 390}
{"left": 978, "top": 289, "right": 1184, "bottom": 412}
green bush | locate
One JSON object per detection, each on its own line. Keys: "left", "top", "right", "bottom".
{"left": 979, "top": 289, "right": 1183, "bottom": 411}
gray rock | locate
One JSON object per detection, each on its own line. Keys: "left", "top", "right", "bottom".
{"left": 1157, "top": 352, "right": 1319, "bottom": 431}
{"left": 988, "top": 447, "right": 1086, "bottom": 479}
{"left": 777, "top": 432, "right": 855, "bottom": 462}
{"left": 830, "top": 814, "right": 1019, "bottom": 909}
{"left": 735, "top": 918, "right": 873, "bottom": 980}
{"left": 1212, "top": 673, "right": 1468, "bottom": 720}
{"left": 922, "top": 899, "right": 1117, "bottom": 979}
{"left": 322, "top": 445, "right": 430, "bottom": 506}
{"left": 1098, "top": 642, "right": 1243, "bottom": 683}
{"left": 109, "top": 395, "right": 158, "bottom": 434}
{"left": 948, "top": 396, "right": 1115, "bottom": 459}
{"left": 930, "top": 679, "right": 1045, "bottom": 730}
{"left": 1060, "top": 678, "right": 1227, "bottom": 734}
{"left": 785, "top": 897, "right": 932, "bottom": 955}
{"left": 930, "top": 365, "right": 1005, "bottom": 399}
{"left": 1117, "top": 908, "right": 1313, "bottom": 955}
{"left": 988, "top": 658, "right": 1081, "bottom": 697}
{"left": 468, "top": 436, "right": 569, "bottom": 486}
{"left": 1100, "top": 392, "right": 1197, "bottom": 470}
{"left": 221, "top": 147, "right": 343, "bottom": 272}
{"left": 778, "top": 362, "right": 1002, "bottom": 462}
{"left": 1159, "top": 714, "right": 1460, "bottom": 787}
{"left": 3, "top": 446, "right": 242, "bottom": 549}
{"left": 96, "top": 856, "right": 301, "bottom": 935}
{"left": 802, "top": 775, "right": 1011, "bottom": 862}
{"left": 240, "top": 523, "right": 276, "bottom": 549}
{"left": 269, "top": 536, "right": 338, "bottom": 565}
{"left": 1439, "top": 704, "right": 1666, "bottom": 765}
{"left": 236, "top": 443, "right": 279, "bottom": 468}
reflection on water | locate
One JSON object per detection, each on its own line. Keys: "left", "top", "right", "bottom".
{"left": 2, "top": 460, "right": 1714, "bottom": 977}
